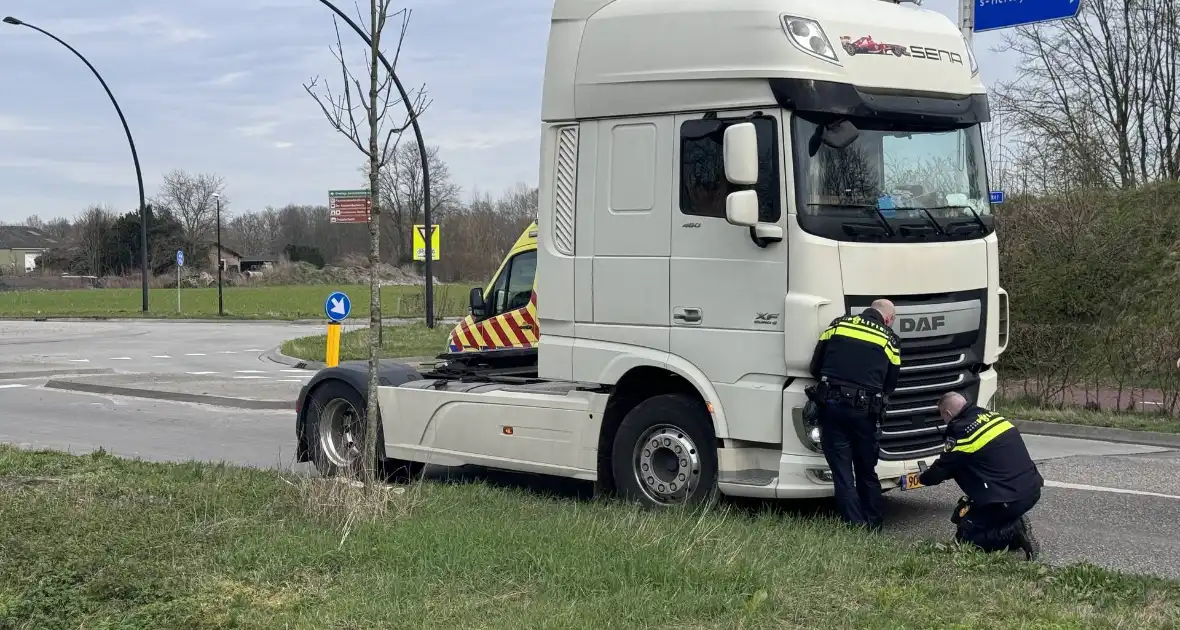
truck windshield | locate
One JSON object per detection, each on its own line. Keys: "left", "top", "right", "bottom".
{"left": 791, "top": 116, "right": 994, "bottom": 242}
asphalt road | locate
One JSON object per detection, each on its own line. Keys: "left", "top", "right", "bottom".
{"left": 1, "top": 320, "right": 1178, "bottom": 581}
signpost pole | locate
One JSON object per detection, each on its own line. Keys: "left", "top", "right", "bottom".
{"left": 323, "top": 290, "right": 352, "bottom": 368}
{"left": 176, "top": 249, "right": 184, "bottom": 313}
{"left": 959, "top": 0, "right": 974, "bottom": 46}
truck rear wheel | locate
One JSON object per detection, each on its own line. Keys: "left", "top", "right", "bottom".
{"left": 611, "top": 393, "right": 718, "bottom": 507}
{"left": 303, "top": 379, "right": 421, "bottom": 482}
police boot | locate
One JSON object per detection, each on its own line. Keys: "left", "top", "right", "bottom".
{"left": 1012, "top": 515, "right": 1040, "bottom": 561}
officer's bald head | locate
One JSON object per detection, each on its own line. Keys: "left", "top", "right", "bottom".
{"left": 871, "top": 299, "right": 896, "bottom": 326}
{"left": 938, "top": 392, "right": 968, "bottom": 422}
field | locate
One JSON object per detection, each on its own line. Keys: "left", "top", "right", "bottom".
{"left": 1, "top": 446, "right": 1177, "bottom": 629}
{"left": 0, "top": 284, "right": 474, "bottom": 320}
{"left": 281, "top": 323, "right": 452, "bottom": 362}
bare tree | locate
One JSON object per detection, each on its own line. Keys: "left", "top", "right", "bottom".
{"left": 74, "top": 205, "right": 115, "bottom": 276}
{"left": 378, "top": 142, "right": 460, "bottom": 262}
{"left": 303, "top": 2, "right": 430, "bottom": 485}
{"left": 993, "top": 0, "right": 1180, "bottom": 191}
{"left": 154, "top": 169, "right": 228, "bottom": 249}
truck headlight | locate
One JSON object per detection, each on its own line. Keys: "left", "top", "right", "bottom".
{"left": 780, "top": 15, "right": 840, "bottom": 65}
{"left": 809, "top": 426, "right": 821, "bottom": 446}
{"left": 792, "top": 402, "right": 825, "bottom": 454}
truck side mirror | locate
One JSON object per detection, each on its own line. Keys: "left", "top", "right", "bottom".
{"left": 725, "top": 190, "right": 759, "bottom": 227}
{"left": 469, "top": 287, "right": 487, "bottom": 318}
{"left": 723, "top": 122, "right": 759, "bottom": 186}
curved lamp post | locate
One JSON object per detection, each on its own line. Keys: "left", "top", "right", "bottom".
{"left": 3, "top": 16, "right": 150, "bottom": 312}
{"left": 315, "top": 1, "right": 435, "bottom": 328}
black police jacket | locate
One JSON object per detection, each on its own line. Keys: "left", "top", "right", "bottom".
{"left": 809, "top": 308, "right": 901, "bottom": 395}
{"left": 917, "top": 405, "right": 1044, "bottom": 505}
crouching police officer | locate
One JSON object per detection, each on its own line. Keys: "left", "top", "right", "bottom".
{"left": 902, "top": 391, "right": 1043, "bottom": 560}
{"left": 807, "top": 299, "right": 901, "bottom": 532}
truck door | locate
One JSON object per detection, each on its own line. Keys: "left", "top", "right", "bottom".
{"left": 670, "top": 110, "right": 790, "bottom": 433}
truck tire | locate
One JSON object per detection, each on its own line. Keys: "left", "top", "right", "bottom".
{"left": 610, "top": 393, "right": 719, "bottom": 507}
{"left": 303, "top": 379, "right": 422, "bottom": 482}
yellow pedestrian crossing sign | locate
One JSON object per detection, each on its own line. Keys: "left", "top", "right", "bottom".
{"left": 412, "top": 224, "right": 440, "bottom": 261}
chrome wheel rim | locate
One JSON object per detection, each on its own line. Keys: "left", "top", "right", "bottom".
{"left": 632, "top": 424, "right": 701, "bottom": 504}
{"left": 318, "top": 398, "right": 362, "bottom": 468}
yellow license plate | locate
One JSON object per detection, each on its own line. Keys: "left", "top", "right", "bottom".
{"left": 901, "top": 472, "right": 925, "bottom": 490}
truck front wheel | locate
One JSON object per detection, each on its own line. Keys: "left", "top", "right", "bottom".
{"left": 611, "top": 393, "right": 719, "bottom": 507}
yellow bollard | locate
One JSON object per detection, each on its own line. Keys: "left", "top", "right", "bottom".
{"left": 325, "top": 322, "right": 341, "bottom": 367}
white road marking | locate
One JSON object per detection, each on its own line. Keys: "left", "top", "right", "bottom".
{"left": 0, "top": 384, "right": 27, "bottom": 389}
{"left": 109, "top": 357, "right": 132, "bottom": 361}
{"left": 236, "top": 370, "right": 265, "bottom": 374}
{"left": 152, "top": 355, "right": 172, "bottom": 359}
{"left": 234, "top": 376, "right": 268, "bottom": 380}
{"left": 1045, "top": 480, "right": 1180, "bottom": 501}
{"left": 187, "top": 371, "right": 218, "bottom": 375}
{"left": 244, "top": 348, "right": 265, "bottom": 352}
{"left": 185, "top": 353, "right": 206, "bottom": 356}
{"left": 218, "top": 351, "right": 238, "bottom": 354}
{"left": 281, "top": 369, "right": 308, "bottom": 373}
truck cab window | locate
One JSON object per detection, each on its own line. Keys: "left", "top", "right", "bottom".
{"left": 492, "top": 250, "right": 537, "bottom": 315}
{"left": 679, "top": 116, "right": 781, "bottom": 222}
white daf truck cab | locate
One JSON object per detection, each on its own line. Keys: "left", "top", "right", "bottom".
{"left": 296, "top": 0, "right": 1009, "bottom": 506}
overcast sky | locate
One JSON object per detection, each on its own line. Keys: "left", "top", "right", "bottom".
{"left": 0, "top": 0, "right": 1021, "bottom": 223}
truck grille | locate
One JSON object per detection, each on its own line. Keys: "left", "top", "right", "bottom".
{"left": 878, "top": 348, "right": 980, "bottom": 461}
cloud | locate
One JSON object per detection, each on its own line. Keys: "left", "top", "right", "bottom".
{"left": 273, "top": 141, "right": 294, "bottom": 149}
{"left": 47, "top": 13, "right": 211, "bottom": 45}
{"left": 209, "top": 71, "right": 250, "bottom": 87}
{"left": 0, "top": 116, "right": 48, "bottom": 133}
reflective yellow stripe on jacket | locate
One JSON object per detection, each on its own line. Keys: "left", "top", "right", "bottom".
{"left": 819, "top": 317, "right": 901, "bottom": 365}
{"left": 952, "top": 413, "right": 1015, "bottom": 454}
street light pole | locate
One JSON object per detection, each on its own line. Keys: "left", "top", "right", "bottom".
{"left": 314, "top": 1, "right": 435, "bottom": 328}
{"left": 213, "top": 193, "right": 224, "bottom": 316}
{"left": 4, "top": 16, "right": 150, "bottom": 313}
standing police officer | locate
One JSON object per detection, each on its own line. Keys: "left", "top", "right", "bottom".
{"left": 903, "top": 391, "right": 1043, "bottom": 560}
{"left": 807, "top": 299, "right": 901, "bottom": 531}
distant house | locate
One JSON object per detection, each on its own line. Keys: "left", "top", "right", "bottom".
{"left": 0, "top": 226, "right": 58, "bottom": 273}
{"left": 240, "top": 254, "right": 280, "bottom": 273}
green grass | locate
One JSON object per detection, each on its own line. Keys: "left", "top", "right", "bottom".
{"left": 281, "top": 323, "right": 452, "bottom": 362}
{"left": 0, "top": 284, "right": 474, "bottom": 320}
{"left": 1, "top": 446, "right": 1177, "bottom": 629}
{"left": 1000, "top": 403, "right": 1180, "bottom": 434}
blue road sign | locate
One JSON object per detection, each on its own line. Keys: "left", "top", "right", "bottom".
{"left": 325, "top": 291, "right": 352, "bottom": 322}
{"left": 176, "top": 250, "right": 184, "bottom": 266}
{"left": 989, "top": 191, "right": 1005, "bottom": 204}
{"left": 975, "top": 0, "right": 1082, "bottom": 33}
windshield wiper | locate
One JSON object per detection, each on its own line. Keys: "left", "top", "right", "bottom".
{"left": 806, "top": 203, "right": 895, "bottom": 237}
{"left": 924, "top": 205, "right": 988, "bottom": 235}
{"left": 914, "top": 207, "right": 947, "bottom": 236}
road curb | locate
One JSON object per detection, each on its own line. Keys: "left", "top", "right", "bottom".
{"left": 263, "top": 347, "right": 324, "bottom": 371}
{"left": 43, "top": 379, "right": 290, "bottom": 410}
{"left": 1014, "top": 419, "right": 1180, "bottom": 449}
{"left": 0, "top": 368, "right": 115, "bottom": 380}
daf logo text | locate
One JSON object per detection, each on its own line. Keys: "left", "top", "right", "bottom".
{"left": 899, "top": 315, "right": 946, "bottom": 333}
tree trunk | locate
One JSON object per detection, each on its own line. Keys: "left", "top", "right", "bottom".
{"left": 363, "top": 0, "right": 383, "bottom": 487}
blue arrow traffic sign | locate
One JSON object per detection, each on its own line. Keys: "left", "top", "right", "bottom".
{"left": 176, "top": 250, "right": 184, "bottom": 266}
{"left": 974, "top": 0, "right": 1082, "bottom": 33}
{"left": 989, "top": 191, "right": 1005, "bottom": 204}
{"left": 324, "top": 291, "right": 352, "bottom": 322}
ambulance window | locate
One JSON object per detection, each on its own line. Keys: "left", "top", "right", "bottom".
{"left": 679, "top": 116, "right": 781, "bottom": 222}
{"left": 495, "top": 250, "right": 536, "bottom": 314}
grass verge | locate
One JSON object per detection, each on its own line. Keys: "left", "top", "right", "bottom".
{"left": 280, "top": 322, "right": 451, "bottom": 362}
{"left": 0, "top": 283, "right": 474, "bottom": 320}
{"left": 1000, "top": 403, "right": 1180, "bottom": 435}
{"left": 2, "top": 446, "right": 1179, "bottom": 629}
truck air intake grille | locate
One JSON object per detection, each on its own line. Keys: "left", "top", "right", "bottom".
{"left": 552, "top": 125, "right": 578, "bottom": 256}
{"left": 878, "top": 347, "right": 980, "bottom": 461}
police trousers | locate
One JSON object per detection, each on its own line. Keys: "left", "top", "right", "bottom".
{"left": 954, "top": 486, "right": 1041, "bottom": 552}
{"left": 818, "top": 402, "right": 882, "bottom": 529}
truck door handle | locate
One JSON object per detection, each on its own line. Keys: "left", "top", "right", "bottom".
{"left": 673, "top": 307, "right": 702, "bottom": 324}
